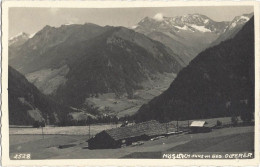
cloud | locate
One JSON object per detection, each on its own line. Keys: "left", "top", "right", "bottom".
{"left": 153, "top": 13, "right": 164, "bottom": 21}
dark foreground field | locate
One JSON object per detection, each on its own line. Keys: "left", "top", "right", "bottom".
{"left": 122, "top": 132, "right": 254, "bottom": 158}
{"left": 9, "top": 126, "right": 254, "bottom": 159}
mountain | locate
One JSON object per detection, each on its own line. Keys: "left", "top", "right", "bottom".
{"left": 9, "top": 32, "right": 30, "bottom": 47}
{"left": 9, "top": 23, "right": 111, "bottom": 73}
{"left": 9, "top": 24, "right": 183, "bottom": 108}
{"left": 135, "top": 17, "right": 254, "bottom": 122}
{"left": 134, "top": 14, "right": 230, "bottom": 65}
{"left": 9, "top": 32, "right": 30, "bottom": 61}
{"left": 136, "top": 14, "right": 228, "bottom": 34}
{"left": 134, "top": 13, "right": 252, "bottom": 65}
{"left": 210, "top": 13, "right": 253, "bottom": 47}
{"left": 8, "top": 66, "right": 72, "bottom": 125}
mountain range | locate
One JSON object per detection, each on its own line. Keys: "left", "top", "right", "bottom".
{"left": 8, "top": 12, "right": 254, "bottom": 124}
{"left": 135, "top": 17, "right": 254, "bottom": 122}
{"left": 134, "top": 13, "right": 252, "bottom": 65}
{"left": 9, "top": 24, "right": 183, "bottom": 109}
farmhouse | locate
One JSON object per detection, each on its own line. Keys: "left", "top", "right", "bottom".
{"left": 189, "top": 121, "right": 212, "bottom": 133}
{"left": 88, "top": 120, "right": 168, "bottom": 149}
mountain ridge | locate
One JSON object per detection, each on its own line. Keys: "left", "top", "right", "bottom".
{"left": 210, "top": 13, "right": 253, "bottom": 47}
{"left": 9, "top": 23, "right": 183, "bottom": 109}
{"left": 134, "top": 13, "right": 252, "bottom": 65}
{"left": 135, "top": 16, "right": 254, "bottom": 122}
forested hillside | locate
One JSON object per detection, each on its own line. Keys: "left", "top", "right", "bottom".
{"left": 135, "top": 17, "right": 254, "bottom": 122}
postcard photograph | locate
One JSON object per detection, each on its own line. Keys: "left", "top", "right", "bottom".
{"left": 1, "top": 1, "right": 259, "bottom": 166}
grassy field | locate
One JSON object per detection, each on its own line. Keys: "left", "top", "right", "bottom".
{"left": 10, "top": 135, "right": 86, "bottom": 159}
{"left": 122, "top": 133, "right": 254, "bottom": 158}
{"left": 9, "top": 124, "right": 118, "bottom": 135}
{"left": 9, "top": 116, "right": 240, "bottom": 135}
{"left": 9, "top": 126, "right": 254, "bottom": 159}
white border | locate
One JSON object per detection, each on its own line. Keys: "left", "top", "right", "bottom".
{"left": 1, "top": 1, "right": 260, "bottom": 166}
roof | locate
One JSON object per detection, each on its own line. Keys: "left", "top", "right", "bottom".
{"left": 103, "top": 120, "right": 167, "bottom": 141}
{"left": 190, "top": 121, "right": 207, "bottom": 127}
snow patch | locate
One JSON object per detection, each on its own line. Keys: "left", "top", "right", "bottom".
{"left": 131, "top": 25, "right": 139, "bottom": 29}
{"left": 240, "top": 16, "right": 250, "bottom": 21}
{"left": 29, "top": 32, "right": 36, "bottom": 38}
{"left": 190, "top": 25, "right": 211, "bottom": 32}
{"left": 64, "top": 22, "right": 74, "bottom": 26}
{"left": 230, "top": 22, "right": 237, "bottom": 29}
{"left": 229, "top": 16, "right": 249, "bottom": 30}
{"left": 174, "top": 25, "right": 189, "bottom": 31}
{"left": 204, "top": 19, "right": 209, "bottom": 24}
{"left": 9, "top": 32, "right": 28, "bottom": 40}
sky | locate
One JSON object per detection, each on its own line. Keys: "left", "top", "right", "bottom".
{"left": 9, "top": 6, "right": 253, "bottom": 38}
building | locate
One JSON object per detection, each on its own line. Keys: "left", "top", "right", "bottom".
{"left": 88, "top": 120, "right": 167, "bottom": 149}
{"left": 189, "top": 121, "right": 212, "bottom": 133}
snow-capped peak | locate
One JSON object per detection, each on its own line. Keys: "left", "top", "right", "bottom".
{"left": 240, "top": 16, "right": 250, "bottom": 21}
{"left": 9, "top": 32, "right": 29, "bottom": 40}
{"left": 136, "top": 13, "right": 253, "bottom": 35}
{"left": 9, "top": 32, "right": 30, "bottom": 46}
{"left": 227, "top": 14, "right": 252, "bottom": 31}
{"left": 136, "top": 13, "right": 221, "bottom": 33}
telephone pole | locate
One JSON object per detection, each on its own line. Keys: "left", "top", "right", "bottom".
{"left": 40, "top": 117, "right": 44, "bottom": 139}
{"left": 88, "top": 123, "right": 91, "bottom": 139}
{"left": 177, "top": 118, "right": 179, "bottom": 132}
{"left": 41, "top": 124, "right": 44, "bottom": 139}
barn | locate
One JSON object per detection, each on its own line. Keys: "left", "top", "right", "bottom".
{"left": 189, "top": 121, "right": 212, "bottom": 133}
{"left": 88, "top": 120, "right": 167, "bottom": 149}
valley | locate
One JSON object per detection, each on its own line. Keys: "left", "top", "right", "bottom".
{"left": 6, "top": 7, "right": 256, "bottom": 161}
{"left": 83, "top": 72, "right": 176, "bottom": 118}
{"left": 8, "top": 11, "right": 254, "bottom": 127}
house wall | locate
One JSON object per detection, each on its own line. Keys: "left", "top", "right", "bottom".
{"left": 88, "top": 131, "right": 119, "bottom": 149}
{"left": 88, "top": 133, "right": 151, "bottom": 149}
{"left": 190, "top": 127, "right": 211, "bottom": 133}
{"left": 124, "top": 135, "right": 150, "bottom": 145}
